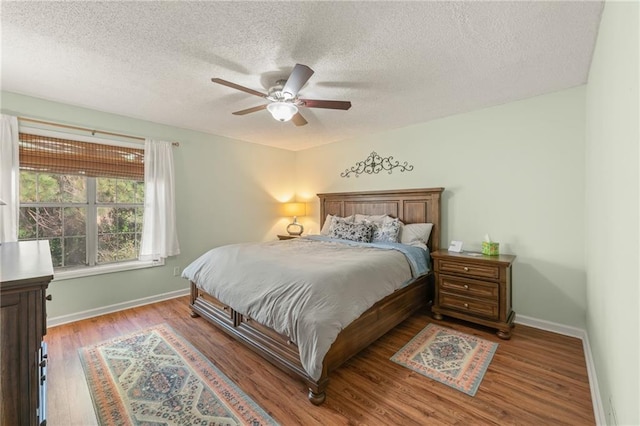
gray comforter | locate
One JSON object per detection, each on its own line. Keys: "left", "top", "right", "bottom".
{"left": 182, "top": 236, "right": 429, "bottom": 381}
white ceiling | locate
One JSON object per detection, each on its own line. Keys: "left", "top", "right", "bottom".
{"left": 1, "top": 1, "right": 603, "bottom": 151}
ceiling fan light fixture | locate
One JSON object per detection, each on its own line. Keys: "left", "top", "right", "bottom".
{"left": 212, "top": 64, "right": 350, "bottom": 127}
{"left": 267, "top": 102, "right": 298, "bottom": 122}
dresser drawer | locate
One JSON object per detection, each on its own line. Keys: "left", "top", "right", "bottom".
{"left": 439, "top": 275, "right": 499, "bottom": 300}
{"left": 438, "top": 259, "right": 500, "bottom": 280}
{"left": 439, "top": 293, "right": 499, "bottom": 320}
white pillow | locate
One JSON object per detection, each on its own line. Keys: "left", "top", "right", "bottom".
{"left": 354, "top": 214, "right": 389, "bottom": 224}
{"left": 405, "top": 241, "right": 428, "bottom": 251}
{"left": 320, "top": 214, "right": 333, "bottom": 235}
{"left": 320, "top": 214, "right": 354, "bottom": 235}
{"left": 400, "top": 223, "right": 433, "bottom": 246}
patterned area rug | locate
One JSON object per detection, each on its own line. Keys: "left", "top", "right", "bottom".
{"left": 79, "top": 324, "right": 277, "bottom": 425}
{"left": 391, "top": 323, "right": 498, "bottom": 396}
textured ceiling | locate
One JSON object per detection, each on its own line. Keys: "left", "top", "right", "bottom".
{"left": 1, "top": 1, "right": 603, "bottom": 151}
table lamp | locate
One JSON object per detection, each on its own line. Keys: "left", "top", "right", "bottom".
{"left": 283, "top": 202, "right": 306, "bottom": 236}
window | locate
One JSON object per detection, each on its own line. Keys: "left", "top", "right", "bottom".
{"left": 17, "top": 132, "right": 146, "bottom": 272}
{"left": 96, "top": 178, "right": 144, "bottom": 264}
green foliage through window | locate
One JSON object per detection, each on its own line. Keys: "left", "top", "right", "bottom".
{"left": 18, "top": 171, "right": 144, "bottom": 269}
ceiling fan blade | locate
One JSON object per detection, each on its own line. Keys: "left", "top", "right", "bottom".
{"left": 300, "top": 99, "right": 352, "bottom": 110}
{"left": 232, "top": 104, "right": 268, "bottom": 115}
{"left": 211, "top": 78, "right": 267, "bottom": 98}
{"left": 282, "top": 64, "right": 314, "bottom": 97}
{"left": 291, "top": 112, "right": 308, "bottom": 126}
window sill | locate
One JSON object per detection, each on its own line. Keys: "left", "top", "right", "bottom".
{"left": 52, "top": 258, "right": 165, "bottom": 281}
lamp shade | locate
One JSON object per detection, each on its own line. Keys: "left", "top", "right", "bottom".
{"left": 283, "top": 202, "right": 306, "bottom": 217}
{"left": 267, "top": 102, "right": 298, "bottom": 122}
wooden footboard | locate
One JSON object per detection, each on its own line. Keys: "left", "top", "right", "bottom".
{"left": 190, "top": 275, "right": 429, "bottom": 404}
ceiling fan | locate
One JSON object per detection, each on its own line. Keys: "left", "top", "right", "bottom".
{"left": 211, "top": 64, "right": 352, "bottom": 126}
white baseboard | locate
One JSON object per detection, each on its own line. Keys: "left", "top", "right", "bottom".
{"left": 515, "top": 314, "right": 585, "bottom": 339}
{"left": 46, "top": 288, "right": 190, "bottom": 328}
{"left": 516, "top": 315, "right": 606, "bottom": 425}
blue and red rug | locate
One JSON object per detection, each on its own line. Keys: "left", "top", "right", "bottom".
{"left": 391, "top": 323, "right": 498, "bottom": 396}
{"left": 79, "top": 324, "right": 277, "bottom": 425}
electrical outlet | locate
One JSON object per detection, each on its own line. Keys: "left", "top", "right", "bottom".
{"left": 173, "top": 266, "right": 181, "bottom": 277}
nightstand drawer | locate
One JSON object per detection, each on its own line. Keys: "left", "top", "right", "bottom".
{"left": 439, "top": 275, "right": 499, "bottom": 300}
{"left": 439, "top": 293, "right": 499, "bottom": 320}
{"left": 438, "top": 260, "right": 500, "bottom": 280}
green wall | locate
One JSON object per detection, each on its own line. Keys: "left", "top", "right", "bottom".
{"left": 585, "top": 1, "right": 639, "bottom": 424}
{"left": 296, "top": 87, "right": 587, "bottom": 328}
{"left": 1, "top": 91, "right": 296, "bottom": 319}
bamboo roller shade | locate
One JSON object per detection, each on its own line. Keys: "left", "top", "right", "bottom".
{"left": 19, "top": 133, "right": 144, "bottom": 181}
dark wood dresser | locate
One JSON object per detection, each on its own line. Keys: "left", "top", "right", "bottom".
{"left": 1, "top": 241, "right": 54, "bottom": 426}
{"left": 431, "top": 249, "right": 516, "bottom": 339}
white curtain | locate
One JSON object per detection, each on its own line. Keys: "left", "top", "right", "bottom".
{"left": 139, "top": 139, "right": 180, "bottom": 261}
{"left": 0, "top": 114, "right": 19, "bottom": 243}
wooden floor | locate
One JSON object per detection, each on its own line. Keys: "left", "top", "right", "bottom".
{"left": 45, "top": 296, "right": 595, "bottom": 425}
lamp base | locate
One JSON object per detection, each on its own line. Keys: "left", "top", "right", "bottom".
{"left": 286, "top": 222, "right": 304, "bottom": 236}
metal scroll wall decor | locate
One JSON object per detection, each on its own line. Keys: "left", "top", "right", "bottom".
{"left": 340, "top": 151, "right": 414, "bottom": 178}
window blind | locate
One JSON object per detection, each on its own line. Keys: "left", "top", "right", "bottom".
{"left": 19, "top": 133, "right": 144, "bottom": 181}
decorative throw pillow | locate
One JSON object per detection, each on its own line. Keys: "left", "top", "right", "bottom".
{"left": 329, "top": 219, "right": 373, "bottom": 243}
{"left": 371, "top": 217, "right": 401, "bottom": 243}
{"left": 320, "top": 214, "right": 354, "bottom": 235}
{"left": 328, "top": 215, "right": 354, "bottom": 234}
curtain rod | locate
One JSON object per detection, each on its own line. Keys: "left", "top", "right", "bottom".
{"left": 18, "top": 117, "right": 180, "bottom": 147}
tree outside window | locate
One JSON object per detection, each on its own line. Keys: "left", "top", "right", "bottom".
{"left": 19, "top": 172, "right": 143, "bottom": 269}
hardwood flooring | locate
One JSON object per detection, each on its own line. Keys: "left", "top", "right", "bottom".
{"left": 45, "top": 296, "right": 595, "bottom": 425}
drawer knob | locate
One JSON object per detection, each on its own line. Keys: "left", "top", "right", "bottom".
{"left": 463, "top": 284, "right": 469, "bottom": 289}
{"left": 464, "top": 303, "right": 469, "bottom": 308}
{"left": 463, "top": 267, "right": 469, "bottom": 272}
{"left": 222, "top": 306, "right": 228, "bottom": 310}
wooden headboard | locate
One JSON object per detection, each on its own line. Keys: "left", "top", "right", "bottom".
{"left": 317, "top": 187, "right": 444, "bottom": 252}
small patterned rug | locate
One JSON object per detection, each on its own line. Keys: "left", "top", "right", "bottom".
{"left": 391, "top": 323, "right": 498, "bottom": 396}
{"left": 79, "top": 324, "right": 277, "bottom": 425}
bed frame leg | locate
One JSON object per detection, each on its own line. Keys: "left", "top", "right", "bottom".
{"left": 189, "top": 282, "right": 201, "bottom": 318}
{"left": 306, "top": 372, "right": 329, "bottom": 405}
{"left": 308, "top": 388, "right": 326, "bottom": 405}
{"left": 307, "top": 377, "right": 328, "bottom": 405}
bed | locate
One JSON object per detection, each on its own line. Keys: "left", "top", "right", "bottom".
{"left": 186, "top": 187, "right": 443, "bottom": 404}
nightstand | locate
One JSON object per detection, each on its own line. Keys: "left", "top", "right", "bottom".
{"left": 277, "top": 234, "right": 300, "bottom": 240}
{"left": 430, "top": 249, "right": 516, "bottom": 339}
